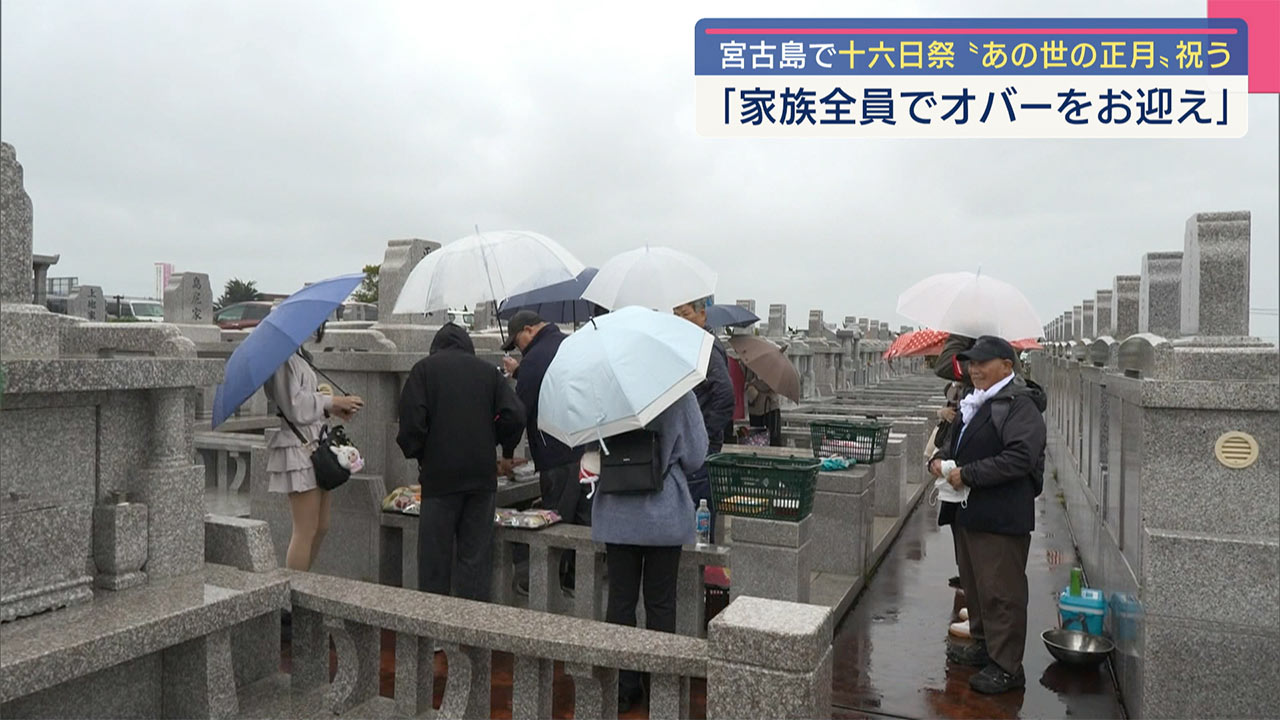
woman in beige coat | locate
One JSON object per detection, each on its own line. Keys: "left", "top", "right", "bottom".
{"left": 264, "top": 324, "right": 364, "bottom": 570}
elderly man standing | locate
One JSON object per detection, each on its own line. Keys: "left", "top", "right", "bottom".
{"left": 929, "top": 335, "right": 1047, "bottom": 694}
{"left": 674, "top": 296, "right": 735, "bottom": 542}
{"left": 502, "top": 310, "right": 589, "bottom": 594}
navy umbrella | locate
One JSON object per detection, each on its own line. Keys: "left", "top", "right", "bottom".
{"left": 706, "top": 304, "right": 760, "bottom": 329}
{"left": 497, "top": 267, "right": 604, "bottom": 324}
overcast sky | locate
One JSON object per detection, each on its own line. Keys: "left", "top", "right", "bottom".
{"left": 3, "top": 0, "right": 1277, "bottom": 339}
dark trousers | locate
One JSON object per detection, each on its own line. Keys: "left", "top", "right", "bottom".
{"left": 605, "top": 544, "right": 682, "bottom": 697}
{"left": 686, "top": 468, "right": 716, "bottom": 544}
{"left": 749, "top": 409, "right": 783, "bottom": 447}
{"left": 540, "top": 463, "right": 590, "bottom": 588}
{"left": 954, "top": 526, "right": 1031, "bottom": 674}
{"left": 418, "top": 490, "right": 496, "bottom": 602}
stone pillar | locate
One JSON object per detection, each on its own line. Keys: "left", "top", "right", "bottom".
{"left": 875, "top": 435, "right": 906, "bottom": 516}
{"left": 767, "top": 304, "right": 787, "bottom": 337}
{"left": 1081, "top": 300, "right": 1096, "bottom": 340}
{"left": 808, "top": 309, "right": 824, "bottom": 336}
{"left": 811, "top": 467, "right": 875, "bottom": 578}
{"left": 1, "top": 142, "right": 63, "bottom": 357}
{"left": 164, "top": 272, "right": 220, "bottom": 342}
{"left": 1139, "top": 251, "right": 1183, "bottom": 338}
{"left": 1062, "top": 312, "right": 1073, "bottom": 343}
{"left": 1181, "top": 211, "right": 1250, "bottom": 337}
{"left": 1113, "top": 275, "right": 1141, "bottom": 339}
{"left": 736, "top": 299, "right": 756, "bottom": 315}
{"left": 1095, "top": 290, "right": 1114, "bottom": 338}
{"left": 729, "top": 515, "right": 813, "bottom": 604}
{"left": 707, "top": 597, "right": 833, "bottom": 720}
{"left": 32, "top": 259, "right": 54, "bottom": 306}
{"left": 67, "top": 284, "right": 105, "bottom": 321}
{"left": 162, "top": 629, "right": 238, "bottom": 719}
{"left": 0, "top": 142, "right": 32, "bottom": 306}
{"left": 373, "top": 238, "right": 443, "bottom": 352}
{"left": 1072, "top": 305, "right": 1084, "bottom": 341}
{"left": 136, "top": 388, "right": 204, "bottom": 579}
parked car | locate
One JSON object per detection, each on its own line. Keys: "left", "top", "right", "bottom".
{"left": 107, "top": 298, "right": 165, "bottom": 322}
{"left": 328, "top": 301, "right": 379, "bottom": 322}
{"left": 447, "top": 308, "right": 474, "bottom": 329}
{"left": 215, "top": 301, "right": 273, "bottom": 330}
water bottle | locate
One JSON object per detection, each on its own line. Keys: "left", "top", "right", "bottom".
{"left": 695, "top": 499, "right": 711, "bottom": 545}
{"left": 1069, "top": 566, "right": 1083, "bottom": 596}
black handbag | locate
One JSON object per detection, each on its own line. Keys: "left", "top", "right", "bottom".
{"left": 597, "top": 429, "right": 663, "bottom": 495}
{"left": 280, "top": 415, "right": 351, "bottom": 491}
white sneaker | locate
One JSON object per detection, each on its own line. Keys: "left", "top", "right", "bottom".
{"left": 958, "top": 607, "right": 969, "bottom": 621}
{"left": 949, "top": 619, "right": 971, "bottom": 638}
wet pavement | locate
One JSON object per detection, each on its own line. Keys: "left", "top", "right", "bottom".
{"left": 830, "top": 474, "right": 1126, "bottom": 720}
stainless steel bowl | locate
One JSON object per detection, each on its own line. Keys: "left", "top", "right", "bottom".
{"left": 1041, "top": 628, "right": 1115, "bottom": 667}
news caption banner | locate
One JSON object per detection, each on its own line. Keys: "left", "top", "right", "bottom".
{"left": 694, "top": 18, "right": 1249, "bottom": 138}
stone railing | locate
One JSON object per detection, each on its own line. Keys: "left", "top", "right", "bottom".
{"left": 287, "top": 571, "right": 833, "bottom": 719}
{"left": 379, "top": 516, "right": 729, "bottom": 638}
{"left": 194, "top": 431, "right": 263, "bottom": 517}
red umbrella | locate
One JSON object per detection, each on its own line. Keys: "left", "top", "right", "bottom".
{"left": 883, "top": 329, "right": 1041, "bottom": 359}
{"left": 883, "top": 329, "right": 948, "bottom": 359}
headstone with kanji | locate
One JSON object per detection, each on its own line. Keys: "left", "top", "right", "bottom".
{"left": 67, "top": 285, "right": 105, "bottom": 321}
{"left": 164, "top": 272, "right": 213, "bottom": 324}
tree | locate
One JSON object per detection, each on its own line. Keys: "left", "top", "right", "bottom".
{"left": 215, "top": 278, "right": 262, "bottom": 311}
{"left": 351, "top": 264, "right": 380, "bottom": 304}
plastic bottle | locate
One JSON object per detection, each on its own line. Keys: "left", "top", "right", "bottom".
{"left": 1069, "top": 566, "right": 1083, "bottom": 596}
{"left": 695, "top": 499, "right": 711, "bottom": 545}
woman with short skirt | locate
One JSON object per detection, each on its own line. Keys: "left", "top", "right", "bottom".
{"left": 264, "top": 324, "right": 363, "bottom": 571}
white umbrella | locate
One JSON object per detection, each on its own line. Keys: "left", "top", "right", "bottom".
{"left": 537, "top": 306, "right": 714, "bottom": 448}
{"left": 897, "top": 270, "right": 1043, "bottom": 341}
{"left": 581, "top": 246, "right": 718, "bottom": 311}
{"left": 391, "top": 230, "right": 585, "bottom": 316}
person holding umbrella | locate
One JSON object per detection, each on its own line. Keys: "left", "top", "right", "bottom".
{"left": 501, "top": 309, "right": 589, "bottom": 596}
{"left": 673, "top": 296, "right": 734, "bottom": 541}
{"left": 264, "top": 323, "right": 365, "bottom": 571}
{"left": 534, "top": 306, "right": 714, "bottom": 713}
{"left": 212, "top": 273, "right": 369, "bottom": 573}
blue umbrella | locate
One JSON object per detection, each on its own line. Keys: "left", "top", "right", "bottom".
{"left": 537, "top": 306, "right": 714, "bottom": 448}
{"left": 211, "top": 273, "right": 364, "bottom": 428}
{"left": 497, "top": 267, "right": 604, "bottom": 324}
{"left": 707, "top": 303, "right": 759, "bottom": 329}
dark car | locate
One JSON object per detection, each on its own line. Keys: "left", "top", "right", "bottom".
{"left": 215, "top": 301, "right": 273, "bottom": 330}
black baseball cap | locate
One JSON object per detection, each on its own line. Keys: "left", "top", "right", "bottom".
{"left": 957, "top": 335, "right": 1017, "bottom": 364}
{"left": 502, "top": 310, "right": 543, "bottom": 351}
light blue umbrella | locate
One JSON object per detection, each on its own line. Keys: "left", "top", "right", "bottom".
{"left": 537, "top": 306, "right": 714, "bottom": 448}
{"left": 211, "top": 273, "right": 364, "bottom": 428}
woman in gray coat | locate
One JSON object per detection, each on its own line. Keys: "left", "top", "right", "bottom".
{"left": 264, "top": 324, "right": 364, "bottom": 571}
{"left": 591, "top": 390, "right": 707, "bottom": 711}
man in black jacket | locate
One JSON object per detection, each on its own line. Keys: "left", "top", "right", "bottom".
{"left": 397, "top": 323, "right": 525, "bottom": 601}
{"left": 502, "top": 310, "right": 588, "bottom": 592}
{"left": 929, "top": 335, "right": 1047, "bottom": 695}
{"left": 675, "top": 296, "right": 735, "bottom": 542}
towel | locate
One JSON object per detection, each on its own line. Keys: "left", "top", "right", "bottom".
{"left": 933, "top": 459, "right": 969, "bottom": 506}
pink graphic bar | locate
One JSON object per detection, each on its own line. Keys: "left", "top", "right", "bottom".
{"left": 1209, "top": 0, "right": 1278, "bottom": 92}
{"left": 702, "top": 28, "right": 1238, "bottom": 35}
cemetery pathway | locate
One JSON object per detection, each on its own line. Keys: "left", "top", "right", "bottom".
{"left": 829, "top": 472, "right": 1126, "bottom": 720}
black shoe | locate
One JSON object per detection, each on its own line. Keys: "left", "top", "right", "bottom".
{"left": 946, "top": 639, "right": 990, "bottom": 667}
{"left": 969, "top": 662, "right": 1026, "bottom": 694}
{"left": 948, "top": 575, "right": 961, "bottom": 588}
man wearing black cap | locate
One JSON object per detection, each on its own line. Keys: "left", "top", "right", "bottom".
{"left": 928, "top": 335, "right": 1047, "bottom": 695}
{"left": 502, "top": 310, "right": 589, "bottom": 593}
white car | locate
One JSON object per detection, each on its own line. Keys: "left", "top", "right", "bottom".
{"left": 108, "top": 298, "right": 165, "bottom": 322}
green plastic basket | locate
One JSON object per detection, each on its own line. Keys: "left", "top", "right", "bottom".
{"left": 705, "top": 453, "right": 820, "bottom": 522}
{"left": 809, "top": 418, "right": 893, "bottom": 463}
